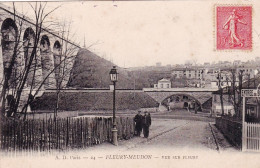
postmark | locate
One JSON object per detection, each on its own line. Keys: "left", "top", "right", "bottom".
{"left": 215, "top": 5, "right": 252, "bottom": 50}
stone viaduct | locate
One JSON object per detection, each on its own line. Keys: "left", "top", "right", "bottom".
{"left": 0, "top": 4, "right": 81, "bottom": 93}
{"left": 143, "top": 88, "right": 218, "bottom": 111}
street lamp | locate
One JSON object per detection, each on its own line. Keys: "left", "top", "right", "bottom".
{"left": 109, "top": 66, "right": 118, "bottom": 146}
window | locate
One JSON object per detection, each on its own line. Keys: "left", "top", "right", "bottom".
{"left": 167, "top": 84, "right": 170, "bottom": 88}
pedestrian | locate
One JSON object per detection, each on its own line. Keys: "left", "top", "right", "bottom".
{"left": 134, "top": 110, "right": 143, "bottom": 136}
{"left": 142, "top": 111, "right": 151, "bottom": 138}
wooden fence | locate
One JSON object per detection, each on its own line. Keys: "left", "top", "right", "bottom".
{"left": 0, "top": 116, "right": 135, "bottom": 152}
{"left": 243, "top": 122, "right": 260, "bottom": 152}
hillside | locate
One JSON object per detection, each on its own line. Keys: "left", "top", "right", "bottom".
{"left": 67, "top": 48, "right": 176, "bottom": 89}
{"left": 67, "top": 49, "right": 134, "bottom": 89}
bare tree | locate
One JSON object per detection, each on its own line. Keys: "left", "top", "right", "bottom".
{"left": 0, "top": 2, "right": 25, "bottom": 118}
{"left": 217, "top": 71, "right": 225, "bottom": 116}
{"left": 0, "top": 2, "right": 73, "bottom": 121}
{"left": 224, "top": 68, "right": 244, "bottom": 119}
{"left": 51, "top": 19, "right": 78, "bottom": 119}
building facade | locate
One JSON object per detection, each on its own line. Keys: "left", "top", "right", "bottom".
{"left": 172, "top": 67, "right": 205, "bottom": 80}
{"left": 154, "top": 78, "right": 171, "bottom": 89}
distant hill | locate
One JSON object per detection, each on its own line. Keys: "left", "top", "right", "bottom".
{"left": 67, "top": 49, "right": 134, "bottom": 89}
{"left": 67, "top": 48, "right": 175, "bottom": 89}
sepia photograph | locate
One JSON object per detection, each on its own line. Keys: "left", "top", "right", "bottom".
{"left": 0, "top": 0, "right": 260, "bottom": 168}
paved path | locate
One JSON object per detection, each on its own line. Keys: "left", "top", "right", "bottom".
{"left": 65, "top": 118, "right": 236, "bottom": 154}
{"left": 128, "top": 120, "right": 217, "bottom": 151}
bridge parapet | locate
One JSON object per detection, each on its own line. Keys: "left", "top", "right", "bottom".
{"left": 143, "top": 88, "right": 218, "bottom": 92}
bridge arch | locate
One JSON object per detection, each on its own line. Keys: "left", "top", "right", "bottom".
{"left": 1, "top": 18, "right": 18, "bottom": 67}
{"left": 40, "top": 34, "right": 55, "bottom": 88}
{"left": 53, "top": 40, "right": 62, "bottom": 84}
{"left": 23, "top": 27, "right": 35, "bottom": 63}
{"left": 161, "top": 93, "right": 202, "bottom": 111}
{"left": 23, "top": 27, "right": 36, "bottom": 86}
{"left": 1, "top": 18, "right": 18, "bottom": 88}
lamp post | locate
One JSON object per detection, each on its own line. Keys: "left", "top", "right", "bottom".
{"left": 109, "top": 66, "right": 118, "bottom": 146}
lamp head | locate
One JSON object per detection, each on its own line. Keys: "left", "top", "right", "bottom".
{"left": 110, "top": 66, "right": 118, "bottom": 82}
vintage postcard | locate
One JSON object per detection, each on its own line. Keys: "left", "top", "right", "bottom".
{"left": 0, "top": 0, "right": 260, "bottom": 168}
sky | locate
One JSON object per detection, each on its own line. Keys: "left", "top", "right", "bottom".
{"left": 2, "top": 0, "right": 260, "bottom": 68}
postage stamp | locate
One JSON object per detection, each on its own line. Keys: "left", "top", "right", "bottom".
{"left": 215, "top": 5, "right": 252, "bottom": 50}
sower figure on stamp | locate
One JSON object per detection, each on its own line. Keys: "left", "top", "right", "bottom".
{"left": 134, "top": 110, "right": 143, "bottom": 136}
{"left": 142, "top": 111, "right": 151, "bottom": 138}
{"left": 223, "top": 9, "right": 247, "bottom": 47}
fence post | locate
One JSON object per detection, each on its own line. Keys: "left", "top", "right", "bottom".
{"left": 242, "top": 97, "right": 246, "bottom": 152}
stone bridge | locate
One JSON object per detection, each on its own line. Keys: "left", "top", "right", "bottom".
{"left": 143, "top": 88, "right": 218, "bottom": 111}
{"left": 0, "top": 4, "right": 81, "bottom": 90}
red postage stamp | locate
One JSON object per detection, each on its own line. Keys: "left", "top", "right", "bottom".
{"left": 216, "top": 5, "right": 252, "bottom": 50}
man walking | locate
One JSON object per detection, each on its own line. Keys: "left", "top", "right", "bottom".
{"left": 134, "top": 110, "right": 143, "bottom": 136}
{"left": 142, "top": 111, "right": 151, "bottom": 138}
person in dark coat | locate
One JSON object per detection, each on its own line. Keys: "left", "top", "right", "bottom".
{"left": 142, "top": 111, "right": 151, "bottom": 138}
{"left": 134, "top": 110, "right": 143, "bottom": 136}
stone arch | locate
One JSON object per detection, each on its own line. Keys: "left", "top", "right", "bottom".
{"left": 23, "top": 27, "right": 35, "bottom": 65}
{"left": 40, "top": 35, "right": 55, "bottom": 88}
{"left": 53, "top": 40, "right": 62, "bottom": 84}
{"left": 161, "top": 93, "right": 202, "bottom": 111}
{"left": 23, "top": 27, "right": 36, "bottom": 86}
{"left": 184, "top": 102, "right": 189, "bottom": 108}
{"left": 1, "top": 18, "right": 18, "bottom": 88}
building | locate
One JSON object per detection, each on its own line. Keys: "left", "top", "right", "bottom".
{"left": 204, "top": 62, "right": 210, "bottom": 66}
{"left": 245, "top": 98, "right": 260, "bottom": 122}
{"left": 255, "top": 57, "right": 260, "bottom": 62}
{"left": 172, "top": 67, "right": 205, "bottom": 80}
{"left": 156, "top": 62, "right": 162, "bottom": 67}
{"left": 154, "top": 78, "right": 171, "bottom": 89}
{"left": 209, "top": 70, "right": 234, "bottom": 89}
{"left": 211, "top": 93, "right": 235, "bottom": 116}
{"left": 212, "top": 74, "right": 260, "bottom": 120}
{"left": 204, "top": 69, "right": 216, "bottom": 88}
{"left": 236, "top": 65, "right": 258, "bottom": 79}
{"left": 233, "top": 60, "right": 241, "bottom": 66}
